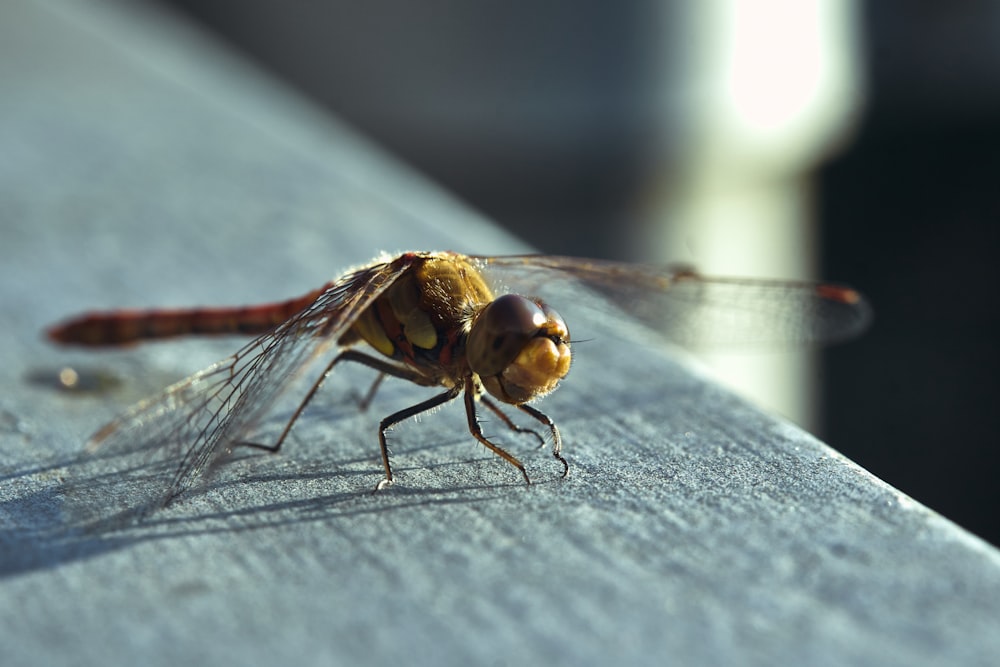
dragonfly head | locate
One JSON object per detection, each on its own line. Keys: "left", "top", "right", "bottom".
{"left": 467, "top": 294, "right": 571, "bottom": 405}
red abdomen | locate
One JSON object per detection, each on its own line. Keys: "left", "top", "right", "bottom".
{"left": 47, "top": 287, "right": 327, "bottom": 347}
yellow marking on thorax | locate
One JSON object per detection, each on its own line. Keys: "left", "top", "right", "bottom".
{"left": 352, "top": 307, "right": 395, "bottom": 357}
{"left": 387, "top": 275, "right": 438, "bottom": 350}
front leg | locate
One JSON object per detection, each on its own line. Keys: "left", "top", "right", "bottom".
{"left": 463, "top": 376, "right": 531, "bottom": 486}
{"left": 479, "top": 394, "right": 545, "bottom": 446}
{"left": 515, "top": 403, "right": 568, "bottom": 478}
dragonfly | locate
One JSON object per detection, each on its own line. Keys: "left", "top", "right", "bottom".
{"left": 48, "top": 250, "right": 871, "bottom": 510}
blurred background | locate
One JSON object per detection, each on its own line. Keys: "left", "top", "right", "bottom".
{"left": 136, "top": 1, "right": 998, "bottom": 545}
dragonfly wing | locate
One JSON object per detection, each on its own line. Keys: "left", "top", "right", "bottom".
{"left": 475, "top": 255, "right": 872, "bottom": 347}
{"left": 65, "top": 256, "right": 419, "bottom": 523}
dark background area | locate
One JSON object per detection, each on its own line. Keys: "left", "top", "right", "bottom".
{"left": 151, "top": 1, "right": 999, "bottom": 545}
{"left": 821, "top": 4, "right": 1000, "bottom": 544}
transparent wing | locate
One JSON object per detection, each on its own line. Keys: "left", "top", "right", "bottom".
{"left": 64, "top": 256, "right": 418, "bottom": 524}
{"left": 474, "top": 254, "right": 872, "bottom": 347}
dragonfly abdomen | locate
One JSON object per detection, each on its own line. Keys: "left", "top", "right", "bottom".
{"left": 47, "top": 287, "right": 327, "bottom": 347}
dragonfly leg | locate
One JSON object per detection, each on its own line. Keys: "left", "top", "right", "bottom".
{"left": 463, "top": 376, "right": 531, "bottom": 486}
{"left": 479, "top": 395, "right": 545, "bottom": 446}
{"left": 374, "top": 385, "right": 463, "bottom": 491}
{"left": 234, "top": 349, "right": 427, "bottom": 455}
{"left": 358, "top": 372, "right": 386, "bottom": 411}
{"left": 514, "top": 403, "right": 568, "bottom": 478}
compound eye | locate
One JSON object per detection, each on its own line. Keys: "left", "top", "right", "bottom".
{"left": 467, "top": 294, "right": 547, "bottom": 378}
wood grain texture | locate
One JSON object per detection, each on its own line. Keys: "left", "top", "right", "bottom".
{"left": 1, "top": 2, "right": 998, "bottom": 666}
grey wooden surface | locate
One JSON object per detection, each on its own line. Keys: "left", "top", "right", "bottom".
{"left": 2, "top": 1, "right": 999, "bottom": 665}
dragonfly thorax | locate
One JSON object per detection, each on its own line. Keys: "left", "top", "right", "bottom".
{"left": 466, "top": 294, "right": 571, "bottom": 405}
